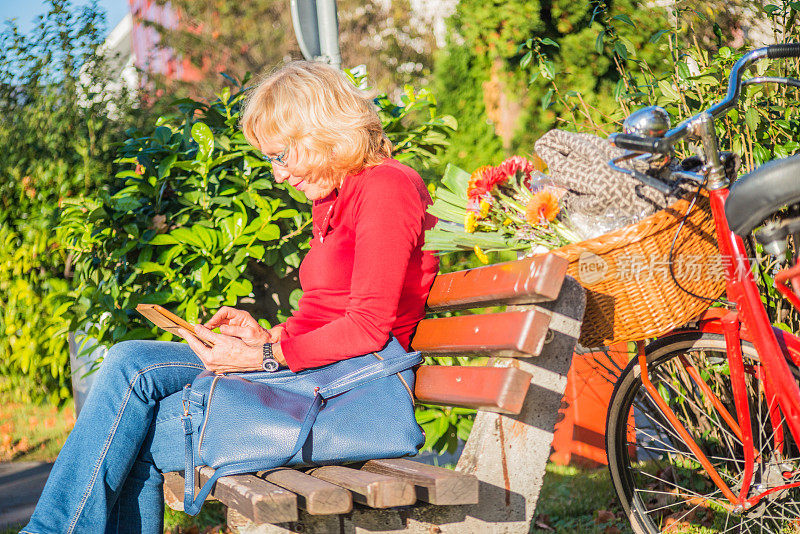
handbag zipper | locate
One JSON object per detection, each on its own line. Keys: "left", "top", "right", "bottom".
{"left": 197, "top": 374, "right": 222, "bottom": 451}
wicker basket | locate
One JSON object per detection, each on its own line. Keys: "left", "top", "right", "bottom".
{"left": 553, "top": 192, "right": 725, "bottom": 348}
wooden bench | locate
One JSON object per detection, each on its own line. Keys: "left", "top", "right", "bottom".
{"left": 164, "top": 252, "right": 586, "bottom": 533}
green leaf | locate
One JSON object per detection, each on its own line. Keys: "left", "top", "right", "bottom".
{"left": 256, "top": 224, "right": 280, "bottom": 241}
{"left": 192, "top": 225, "right": 216, "bottom": 250}
{"left": 614, "top": 42, "right": 628, "bottom": 61}
{"left": 595, "top": 32, "right": 604, "bottom": 54}
{"left": 540, "top": 60, "right": 555, "bottom": 80}
{"left": 157, "top": 153, "right": 178, "bottom": 180}
{"left": 540, "top": 37, "right": 559, "bottom": 47}
{"left": 650, "top": 29, "right": 669, "bottom": 44}
{"left": 657, "top": 79, "right": 680, "bottom": 102}
{"left": 764, "top": 4, "right": 781, "bottom": 14}
{"left": 520, "top": 51, "right": 533, "bottom": 69}
{"left": 441, "top": 164, "right": 470, "bottom": 193}
{"left": 191, "top": 122, "right": 214, "bottom": 161}
{"left": 138, "top": 262, "right": 173, "bottom": 276}
{"left": 170, "top": 227, "right": 205, "bottom": 248}
{"left": 220, "top": 214, "right": 245, "bottom": 243}
{"left": 286, "top": 186, "right": 308, "bottom": 203}
{"left": 676, "top": 62, "right": 691, "bottom": 80}
{"left": 541, "top": 88, "right": 554, "bottom": 110}
{"left": 289, "top": 288, "right": 303, "bottom": 308}
{"left": 745, "top": 108, "right": 760, "bottom": 131}
{"left": 154, "top": 126, "right": 172, "bottom": 145}
{"left": 612, "top": 14, "right": 635, "bottom": 27}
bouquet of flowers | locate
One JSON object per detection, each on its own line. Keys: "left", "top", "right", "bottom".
{"left": 424, "top": 156, "right": 584, "bottom": 263}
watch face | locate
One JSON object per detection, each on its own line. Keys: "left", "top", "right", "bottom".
{"left": 262, "top": 359, "right": 280, "bottom": 372}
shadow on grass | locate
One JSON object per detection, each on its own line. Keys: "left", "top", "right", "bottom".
{"left": 532, "top": 463, "right": 632, "bottom": 534}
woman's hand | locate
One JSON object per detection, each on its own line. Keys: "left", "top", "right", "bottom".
{"left": 204, "top": 306, "right": 275, "bottom": 345}
{"left": 177, "top": 325, "right": 264, "bottom": 373}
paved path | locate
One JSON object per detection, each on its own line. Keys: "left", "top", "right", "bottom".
{"left": 0, "top": 462, "right": 52, "bottom": 530}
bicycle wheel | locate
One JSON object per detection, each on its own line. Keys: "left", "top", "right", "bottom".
{"left": 606, "top": 332, "right": 800, "bottom": 533}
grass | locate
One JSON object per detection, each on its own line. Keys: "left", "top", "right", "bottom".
{"left": 532, "top": 463, "right": 633, "bottom": 534}
{"left": 0, "top": 391, "right": 76, "bottom": 462}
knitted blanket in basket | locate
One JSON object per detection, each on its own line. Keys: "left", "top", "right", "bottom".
{"left": 534, "top": 129, "right": 683, "bottom": 220}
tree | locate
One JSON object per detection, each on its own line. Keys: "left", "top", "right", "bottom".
{"left": 145, "top": 0, "right": 438, "bottom": 97}
{"left": 0, "top": 0, "right": 141, "bottom": 403}
{"left": 431, "top": 0, "right": 670, "bottom": 171}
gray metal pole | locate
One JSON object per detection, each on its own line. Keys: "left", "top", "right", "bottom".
{"left": 315, "top": 0, "right": 341, "bottom": 69}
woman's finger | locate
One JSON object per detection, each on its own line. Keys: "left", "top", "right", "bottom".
{"left": 221, "top": 325, "right": 269, "bottom": 344}
{"left": 193, "top": 324, "right": 227, "bottom": 345}
{"left": 177, "top": 329, "right": 211, "bottom": 363}
{"left": 204, "top": 306, "right": 237, "bottom": 329}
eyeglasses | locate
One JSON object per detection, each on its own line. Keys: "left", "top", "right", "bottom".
{"left": 261, "top": 145, "right": 290, "bottom": 167}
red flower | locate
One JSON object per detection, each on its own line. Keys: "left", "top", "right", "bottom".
{"left": 467, "top": 165, "right": 494, "bottom": 199}
{"left": 468, "top": 165, "right": 511, "bottom": 200}
{"left": 497, "top": 156, "right": 538, "bottom": 188}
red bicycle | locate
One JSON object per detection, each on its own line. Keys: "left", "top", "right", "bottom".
{"left": 604, "top": 44, "right": 800, "bottom": 532}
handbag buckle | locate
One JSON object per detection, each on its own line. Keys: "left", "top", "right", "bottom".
{"left": 183, "top": 399, "right": 190, "bottom": 416}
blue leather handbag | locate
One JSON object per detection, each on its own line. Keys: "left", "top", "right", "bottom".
{"left": 179, "top": 337, "right": 424, "bottom": 515}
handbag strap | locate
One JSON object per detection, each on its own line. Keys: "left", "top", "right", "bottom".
{"left": 180, "top": 349, "right": 422, "bottom": 516}
{"left": 320, "top": 351, "right": 422, "bottom": 398}
{"left": 181, "top": 386, "right": 322, "bottom": 516}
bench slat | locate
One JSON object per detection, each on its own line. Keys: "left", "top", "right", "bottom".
{"left": 307, "top": 465, "right": 416, "bottom": 508}
{"left": 258, "top": 468, "right": 352, "bottom": 515}
{"left": 163, "top": 471, "right": 204, "bottom": 511}
{"left": 360, "top": 459, "right": 478, "bottom": 505}
{"left": 425, "top": 253, "right": 567, "bottom": 311}
{"left": 411, "top": 309, "right": 552, "bottom": 357}
{"left": 196, "top": 467, "right": 298, "bottom": 524}
{"left": 414, "top": 366, "right": 533, "bottom": 414}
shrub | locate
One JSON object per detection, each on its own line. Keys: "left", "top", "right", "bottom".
{"left": 59, "top": 72, "right": 455, "bottom": 374}
{"left": 0, "top": 0, "right": 139, "bottom": 404}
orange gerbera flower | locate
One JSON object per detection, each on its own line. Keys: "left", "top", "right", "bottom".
{"left": 526, "top": 190, "right": 560, "bottom": 224}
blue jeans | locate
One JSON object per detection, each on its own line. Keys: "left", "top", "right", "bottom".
{"left": 21, "top": 340, "right": 206, "bottom": 534}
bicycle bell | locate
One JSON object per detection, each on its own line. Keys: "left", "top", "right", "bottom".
{"left": 623, "top": 106, "right": 672, "bottom": 169}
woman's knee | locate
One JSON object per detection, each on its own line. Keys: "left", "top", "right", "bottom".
{"left": 101, "top": 340, "right": 157, "bottom": 375}
{"left": 98, "top": 340, "right": 198, "bottom": 383}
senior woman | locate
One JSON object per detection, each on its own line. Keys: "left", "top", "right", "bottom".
{"left": 21, "top": 61, "right": 438, "bottom": 534}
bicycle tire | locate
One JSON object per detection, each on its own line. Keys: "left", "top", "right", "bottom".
{"left": 606, "top": 332, "right": 800, "bottom": 533}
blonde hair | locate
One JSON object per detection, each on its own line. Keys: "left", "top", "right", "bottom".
{"left": 240, "top": 61, "right": 392, "bottom": 188}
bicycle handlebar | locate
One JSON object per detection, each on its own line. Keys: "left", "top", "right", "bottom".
{"left": 612, "top": 44, "right": 800, "bottom": 154}
{"left": 609, "top": 133, "right": 672, "bottom": 154}
{"left": 767, "top": 42, "right": 800, "bottom": 59}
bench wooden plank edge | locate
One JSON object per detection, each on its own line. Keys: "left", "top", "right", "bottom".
{"left": 165, "top": 468, "right": 298, "bottom": 523}
{"left": 414, "top": 366, "right": 533, "bottom": 414}
{"left": 307, "top": 465, "right": 416, "bottom": 509}
{"left": 361, "top": 458, "right": 478, "bottom": 506}
{"left": 412, "top": 309, "right": 552, "bottom": 357}
{"left": 258, "top": 467, "right": 352, "bottom": 515}
{"left": 425, "top": 253, "right": 568, "bottom": 311}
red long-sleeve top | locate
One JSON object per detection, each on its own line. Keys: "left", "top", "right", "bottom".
{"left": 279, "top": 158, "right": 439, "bottom": 371}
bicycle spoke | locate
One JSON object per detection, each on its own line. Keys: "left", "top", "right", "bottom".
{"left": 635, "top": 469, "right": 725, "bottom": 506}
{"left": 606, "top": 335, "right": 800, "bottom": 533}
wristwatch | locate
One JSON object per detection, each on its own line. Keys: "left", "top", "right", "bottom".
{"left": 261, "top": 343, "right": 280, "bottom": 372}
